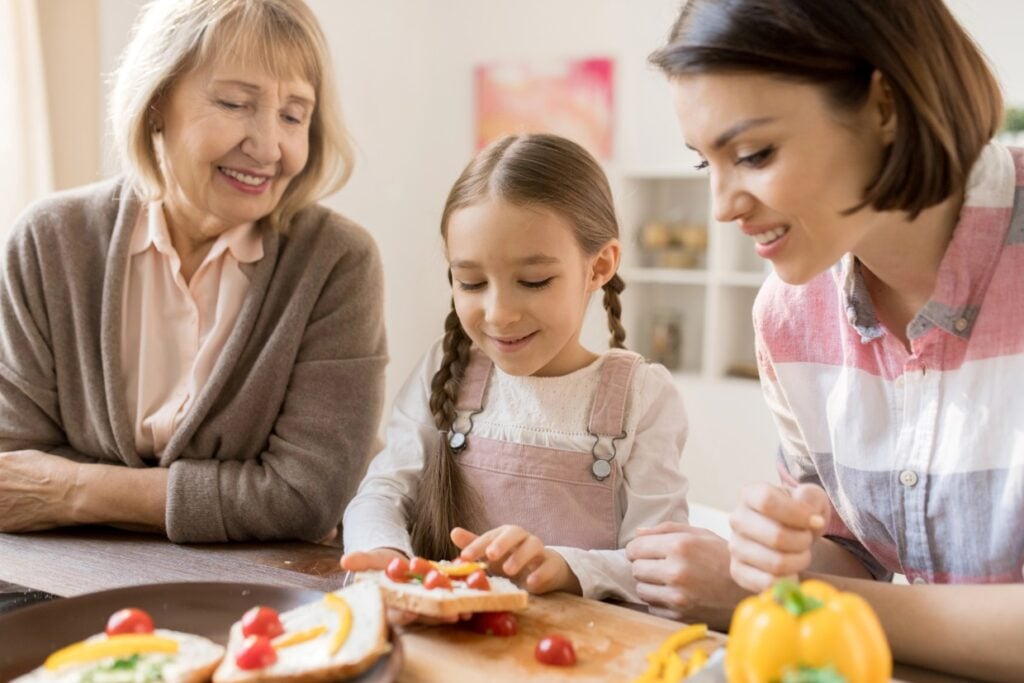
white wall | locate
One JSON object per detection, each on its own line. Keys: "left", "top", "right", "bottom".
{"left": 94, "top": 0, "right": 1024, "bottom": 513}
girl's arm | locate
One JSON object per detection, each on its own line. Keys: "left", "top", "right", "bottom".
{"left": 820, "top": 575, "right": 1024, "bottom": 682}
{"left": 341, "top": 341, "right": 446, "bottom": 560}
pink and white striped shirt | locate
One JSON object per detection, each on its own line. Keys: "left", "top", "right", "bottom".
{"left": 753, "top": 141, "right": 1024, "bottom": 585}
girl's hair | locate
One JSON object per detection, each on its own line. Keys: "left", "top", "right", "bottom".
{"left": 650, "top": 0, "right": 1003, "bottom": 219}
{"left": 110, "top": 0, "right": 354, "bottom": 232}
{"left": 409, "top": 134, "right": 625, "bottom": 559}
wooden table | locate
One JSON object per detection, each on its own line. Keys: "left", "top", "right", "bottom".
{"left": 0, "top": 528, "right": 965, "bottom": 682}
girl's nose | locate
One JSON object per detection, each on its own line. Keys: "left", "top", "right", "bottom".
{"left": 484, "top": 290, "right": 521, "bottom": 327}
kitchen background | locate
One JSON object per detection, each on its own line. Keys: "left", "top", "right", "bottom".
{"left": 3, "top": 0, "right": 1023, "bottom": 523}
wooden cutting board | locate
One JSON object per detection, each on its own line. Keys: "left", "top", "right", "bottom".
{"left": 395, "top": 592, "right": 724, "bottom": 682}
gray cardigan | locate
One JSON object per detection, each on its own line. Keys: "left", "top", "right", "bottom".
{"left": 0, "top": 179, "right": 387, "bottom": 543}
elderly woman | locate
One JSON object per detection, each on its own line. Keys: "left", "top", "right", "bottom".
{"left": 0, "top": 0, "right": 386, "bottom": 543}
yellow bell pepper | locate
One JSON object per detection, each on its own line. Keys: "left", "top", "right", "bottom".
{"left": 726, "top": 579, "right": 891, "bottom": 683}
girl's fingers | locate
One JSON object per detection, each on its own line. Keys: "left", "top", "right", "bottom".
{"left": 451, "top": 526, "right": 479, "bottom": 550}
{"left": 484, "top": 526, "right": 529, "bottom": 563}
{"left": 458, "top": 527, "right": 501, "bottom": 561}
{"left": 502, "top": 534, "right": 545, "bottom": 576}
{"left": 340, "top": 550, "right": 397, "bottom": 571}
{"left": 729, "top": 556, "right": 778, "bottom": 594}
{"left": 791, "top": 484, "right": 831, "bottom": 532}
{"left": 729, "top": 504, "right": 814, "bottom": 552}
{"left": 525, "top": 555, "right": 561, "bottom": 593}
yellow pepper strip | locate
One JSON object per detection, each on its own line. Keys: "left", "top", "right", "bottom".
{"left": 272, "top": 625, "right": 327, "bottom": 649}
{"left": 662, "top": 652, "right": 686, "bottom": 681}
{"left": 325, "top": 593, "right": 353, "bottom": 655}
{"left": 685, "top": 648, "right": 708, "bottom": 676}
{"left": 432, "top": 561, "right": 488, "bottom": 577}
{"left": 629, "top": 623, "right": 709, "bottom": 683}
{"left": 44, "top": 634, "right": 179, "bottom": 671}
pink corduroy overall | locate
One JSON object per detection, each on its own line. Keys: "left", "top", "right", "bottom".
{"left": 449, "top": 348, "right": 643, "bottom": 549}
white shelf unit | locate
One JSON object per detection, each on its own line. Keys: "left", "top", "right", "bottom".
{"left": 616, "top": 172, "right": 769, "bottom": 382}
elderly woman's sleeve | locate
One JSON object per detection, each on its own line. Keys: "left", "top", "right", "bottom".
{"left": 165, "top": 225, "right": 388, "bottom": 543}
{"left": 0, "top": 217, "right": 97, "bottom": 462}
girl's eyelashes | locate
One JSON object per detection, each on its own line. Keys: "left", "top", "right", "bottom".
{"left": 737, "top": 145, "right": 775, "bottom": 167}
{"left": 456, "top": 280, "right": 485, "bottom": 291}
{"left": 521, "top": 277, "right": 554, "bottom": 289}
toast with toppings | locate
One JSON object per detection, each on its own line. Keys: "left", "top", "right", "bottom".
{"left": 212, "top": 580, "right": 388, "bottom": 682}
{"left": 360, "top": 558, "right": 529, "bottom": 618}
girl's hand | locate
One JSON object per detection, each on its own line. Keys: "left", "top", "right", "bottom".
{"left": 339, "top": 547, "right": 406, "bottom": 572}
{"left": 0, "top": 450, "right": 79, "bottom": 532}
{"left": 451, "top": 526, "right": 580, "bottom": 594}
{"left": 728, "top": 482, "right": 830, "bottom": 592}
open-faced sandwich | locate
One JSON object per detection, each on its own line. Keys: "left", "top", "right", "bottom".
{"left": 212, "top": 580, "right": 389, "bottom": 683}
{"left": 14, "top": 607, "right": 225, "bottom": 683}
{"left": 359, "top": 556, "right": 529, "bottom": 618}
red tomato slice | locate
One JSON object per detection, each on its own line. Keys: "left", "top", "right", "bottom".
{"left": 385, "top": 557, "right": 411, "bottom": 583}
{"left": 422, "top": 568, "right": 453, "bottom": 590}
{"left": 408, "top": 557, "right": 434, "bottom": 578}
{"left": 465, "top": 569, "right": 491, "bottom": 591}
{"left": 105, "top": 608, "right": 155, "bottom": 636}
{"left": 467, "top": 611, "right": 517, "bottom": 636}
{"left": 535, "top": 634, "right": 576, "bottom": 666}
{"left": 240, "top": 605, "right": 284, "bottom": 639}
{"left": 235, "top": 635, "right": 278, "bottom": 670}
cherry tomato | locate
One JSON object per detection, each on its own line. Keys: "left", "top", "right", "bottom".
{"left": 385, "top": 557, "right": 411, "bottom": 583}
{"left": 465, "top": 569, "right": 491, "bottom": 591}
{"left": 467, "top": 611, "right": 517, "bottom": 636}
{"left": 105, "top": 608, "right": 155, "bottom": 636}
{"left": 535, "top": 634, "right": 576, "bottom": 666}
{"left": 235, "top": 635, "right": 278, "bottom": 670}
{"left": 422, "top": 568, "right": 453, "bottom": 590}
{"left": 408, "top": 557, "right": 434, "bottom": 578}
{"left": 240, "top": 606, "right": 284, "bottom": 639}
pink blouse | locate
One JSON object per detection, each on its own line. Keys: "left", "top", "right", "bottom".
{"left": 121, "top": 202, "right": 263, "bottom": 456}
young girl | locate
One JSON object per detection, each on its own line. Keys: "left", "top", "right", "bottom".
{"left": 630, "top": 0, "right": 1024, "bottom": 678}
{"left": 341, "top": 134, "right": 689, "bottom": 603}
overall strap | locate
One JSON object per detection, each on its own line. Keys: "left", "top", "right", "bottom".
{"left": 587, "top": 349, "right": 643, "bottom": 437}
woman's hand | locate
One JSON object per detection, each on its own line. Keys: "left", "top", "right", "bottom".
{"left": 0, "top": 450, "right": 80, "bottom": 532}
{"left": 626, "top": 521, "right": 748, "bottom": 629}
{"left": 452, "top": 526, "right": 579, "bottom": 595}
{"left": 728, "top": 482, "right": 829, "bottom": 592}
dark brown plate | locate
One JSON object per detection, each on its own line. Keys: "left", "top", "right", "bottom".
{"left": 0, "top": 581, "right": 402, "bottom": 681}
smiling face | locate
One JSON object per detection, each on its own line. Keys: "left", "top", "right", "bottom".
{"left": 155, "top": 59, "right": 314, "bottom": 242}
{"left": 447, "top": 197, "right": 615, "bottom": 377}
{"left": 671, "top": 72, "right": 893, "bottom": 284}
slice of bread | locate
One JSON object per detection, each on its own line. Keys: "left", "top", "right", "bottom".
{"left": 13, "top": 629, "right": 225, "bottom": 683}
{"left": 212, "top": 581, "right": 388, "bottom": 683}
{"left": 359, "top": 569, "right": 529, "bottom": 618}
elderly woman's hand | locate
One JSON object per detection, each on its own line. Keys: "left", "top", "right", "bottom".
{"left": 0, "top": 450, "right": 80, "bottom": 532}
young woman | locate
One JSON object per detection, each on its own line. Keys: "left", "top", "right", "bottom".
{"left": 627, "top": 0, "right": 1024, "bottom": 678}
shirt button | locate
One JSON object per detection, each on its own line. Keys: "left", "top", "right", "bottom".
{"left": 912, "top": 576, "right": 927, "bottom": 585}
{"left": 954, "top": 317, "right": 969, "bottom": 332}
{"left": 899, "top": 470, "right": 919, "bottom": 487}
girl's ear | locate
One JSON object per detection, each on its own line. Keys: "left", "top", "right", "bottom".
{"left": 588, "top": 239, "right": 622, "bottom": 292}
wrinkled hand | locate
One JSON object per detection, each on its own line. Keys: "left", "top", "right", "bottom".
{"left": 452, "top": 525, "right": 579, "bottom": 595}
{"left": 0, "top": 450, "right": 80, "bottom": 532}
{"left": 728, "top": 482, "right": 829, "bottom": 593}
{"left": 626, "top": 521, "right": 748, "bottom": 627}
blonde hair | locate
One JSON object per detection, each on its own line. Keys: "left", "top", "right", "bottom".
{"left": 109, "top": 0, "right": 354, "bottom": 231}
{"left": 410, "top": 134, "right": 626, "bottom": 559}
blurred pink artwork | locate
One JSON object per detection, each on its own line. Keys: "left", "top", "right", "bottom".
{"left": 474, "top": 57, "right": 614, "bottom": 160}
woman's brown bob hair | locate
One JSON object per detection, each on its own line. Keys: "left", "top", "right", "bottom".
{"left": 651, "top": 0, "right": 1003, "bottom": 218}
{"left": 110, "top": 0, "right": 354, "bottom": 232}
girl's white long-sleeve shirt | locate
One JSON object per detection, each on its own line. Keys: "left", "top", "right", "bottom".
{"left": 343, "top": 339, "right": 690, "bottom": 602}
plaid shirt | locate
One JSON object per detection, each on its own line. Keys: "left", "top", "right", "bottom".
{"left": 753, "top": 142, "right": 1024, "bottom": 584}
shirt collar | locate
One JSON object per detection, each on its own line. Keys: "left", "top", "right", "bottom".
{"left": 129, "top": 202, "right": 264, "bottom": 265}
{"left": 838, "top": 141, "right": 1018, "bottom": 343}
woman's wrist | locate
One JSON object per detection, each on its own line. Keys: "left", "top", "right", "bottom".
{"left": 71, "top": 462, "right": 167, "bottom": 530}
